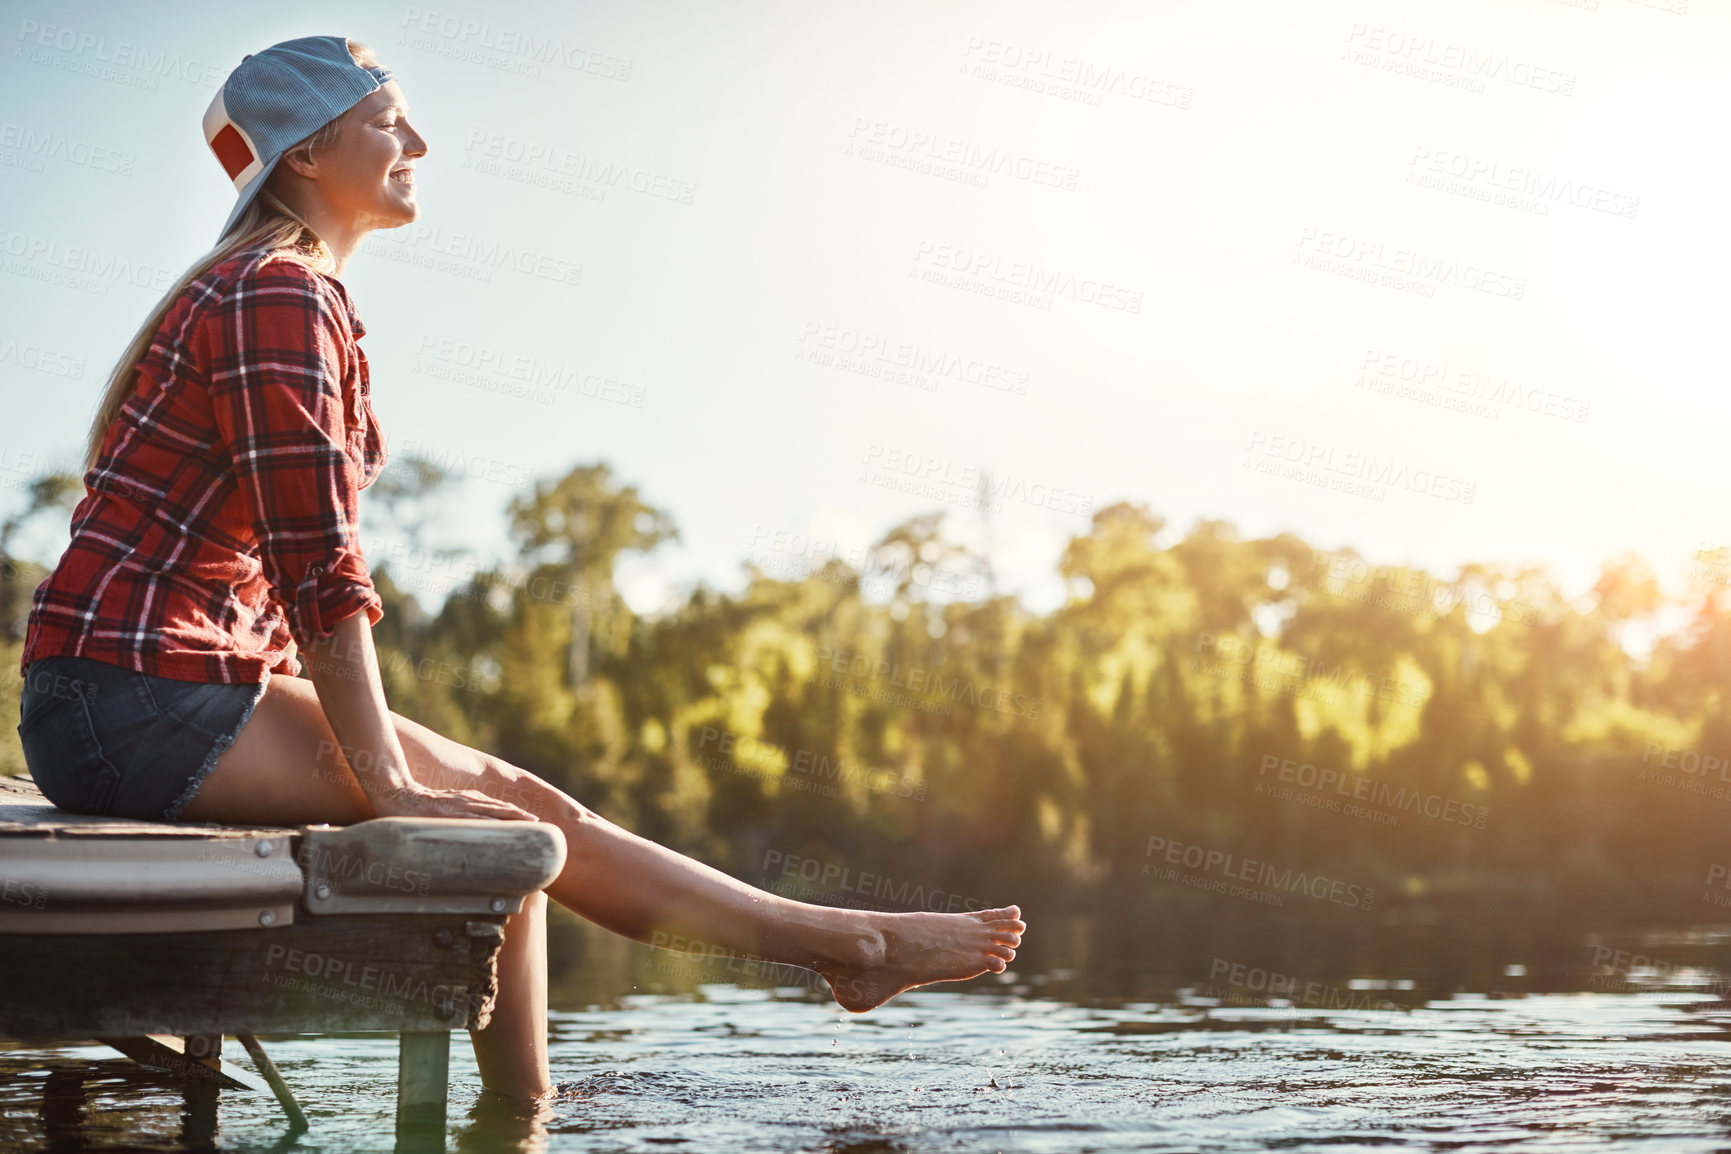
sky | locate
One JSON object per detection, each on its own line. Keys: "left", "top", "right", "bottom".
{"left": 1, "top": 0, "right": 1725, "bottom": 622}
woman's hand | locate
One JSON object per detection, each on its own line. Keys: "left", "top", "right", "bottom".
{"left": 370, "top": 781, "right": 539, "bottom": 822}
{"left": 301, "top": 612, "right": 539, "bottom": 824}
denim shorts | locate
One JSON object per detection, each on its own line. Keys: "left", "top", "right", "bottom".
{"left": 16, "top": 655, "right": 269, "bottom": 821}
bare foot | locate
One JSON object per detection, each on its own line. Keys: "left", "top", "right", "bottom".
{"left": 817, "top": 905, "right": 1026, "bottom": 1012}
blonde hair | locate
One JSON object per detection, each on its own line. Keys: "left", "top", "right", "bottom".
{"left": 81, "top": 38, "right": 382, "bottom": 474}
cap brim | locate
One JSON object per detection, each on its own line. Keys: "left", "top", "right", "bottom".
{"left": 216, "top": 152, "right": 285, "bottom": 244}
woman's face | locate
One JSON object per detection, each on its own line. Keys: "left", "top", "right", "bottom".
{"left": 314, "top": 80, "right": 427, "bottom": 231}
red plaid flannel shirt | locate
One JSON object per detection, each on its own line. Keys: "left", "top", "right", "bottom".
{"left": 21, "top": 247, "right": 388, "bottom": 683}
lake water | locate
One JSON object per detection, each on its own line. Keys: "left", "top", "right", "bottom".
{"left": 6, "top": 914, "right": 1731, "bottom": 1152}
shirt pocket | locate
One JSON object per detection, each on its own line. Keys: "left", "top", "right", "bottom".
{"left": 343, "top": 353, "right": 384, "bottom": 487}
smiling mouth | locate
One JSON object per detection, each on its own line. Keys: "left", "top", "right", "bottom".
{"left": 390, "top": 168, "right": 415, "bottom": 186}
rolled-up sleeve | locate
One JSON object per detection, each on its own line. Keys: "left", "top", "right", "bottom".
{"left": 203, "top": 256, "right": 383, "bottom": 647}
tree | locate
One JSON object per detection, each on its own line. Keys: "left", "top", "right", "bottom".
{"left": 506, "top": 463, "right": 677, "bottom": 691}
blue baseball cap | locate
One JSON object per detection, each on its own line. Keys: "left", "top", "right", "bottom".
{"left": 203, "top": 35, "right": 396, "bottom": 242}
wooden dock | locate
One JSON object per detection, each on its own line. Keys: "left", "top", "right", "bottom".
{"left": 0, "top": 774, "right": 566, "bottom": 1147}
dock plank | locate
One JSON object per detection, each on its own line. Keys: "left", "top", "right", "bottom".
{"left": 0, "top": 775, "right": 294, "bottom": 839}
{"left": 0, "top": 914, "right": 506, "bottom": 1037}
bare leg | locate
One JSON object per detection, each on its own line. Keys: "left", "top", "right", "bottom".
{"left": 182, "top": 677, "right": 1027, "bottom": 1028}
{"left": 469, "top": 892, "right": 551, "bottom": 1099}
{"left": 517, "top": 793, "right": 1023, "bottom": 1012}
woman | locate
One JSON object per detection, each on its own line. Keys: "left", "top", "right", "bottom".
{"left": 15, "top": 35, "right": 1025, "bottom": 1102}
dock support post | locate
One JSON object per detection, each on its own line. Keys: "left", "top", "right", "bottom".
{"left": 396, "top": 1031, "right": 450, "bottom": 1145}
{"left": 237, "top": 1032, "right": 308, "bottom": 1132}
{"left": 181, "top": 1034, "right": 222, "bottom": 1069}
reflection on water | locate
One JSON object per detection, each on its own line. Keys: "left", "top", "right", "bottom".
{"left": 6, "top": 911, "right": 1731, "bottom": 1152}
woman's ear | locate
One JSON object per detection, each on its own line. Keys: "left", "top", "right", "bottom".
{"left": 277, "top": 143, "right": 320, "bottom": 180}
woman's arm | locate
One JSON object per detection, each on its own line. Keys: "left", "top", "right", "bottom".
{"left": 301, "top": 609, "right": 535, "bottom": 821}
{"left": 199, "top": 260, "right": 529, "bottom": 822}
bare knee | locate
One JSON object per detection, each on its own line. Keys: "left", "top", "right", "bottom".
{"left": 392, "top": 710, "right": 595, "bottom": 825}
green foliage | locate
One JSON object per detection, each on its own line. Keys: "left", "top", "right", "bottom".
{"left": 2, "top": 460, "right": 1723, "bottom": 923}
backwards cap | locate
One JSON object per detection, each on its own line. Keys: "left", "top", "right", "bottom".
{"left": 203, "top": 35, "right": 395, "bottom": 242}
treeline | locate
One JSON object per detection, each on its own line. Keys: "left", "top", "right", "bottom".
{"left": 5, "top": 459, "right": 1728, "bottom": 928}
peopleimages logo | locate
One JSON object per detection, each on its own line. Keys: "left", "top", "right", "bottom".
{"left": 814, "top": 646, "right": 1042, "bottom": 719}
{"left": 846, "top": 117, "right": 1081, "bottom": 190}
{"left": 860, "top": 443, "right": 1092, "bottom": 517}
{"left": 0, "top": 122, "right": 134, "bottom": 174}
{"left": 1257, "top": 755, "right": 1489, "bottom": 829}
{"left": 414, "top": 336, "right": 646, "bottom": 408}
{"left": 694, "top": 726, "right": 929, "bottom": 801}
{"left": 400, "top": 7, "right": 633, "bottom": 78}
{"left": 909, "top": 241, "right": 1143, "bottom": 314}
{"left": 761, "top": 850, "right": 984, "bottom": 913}
{"left": 14, "top": 19, "right": 227, "bottom": 88}
{"left": 1356, "top": 349, "right": 1590, "bottom": 424}
{"left": 957, "top": 37, "right": 1193, "bottom": 109}
{"left": 462, "top": 130, "right": 694, "bottom": 204}
{"left": 748, "top": 524, "right": 984, "bottom": 598}
{"left": 1244, "top": 431, "right": 1476, "bottom": 506}
{"left": 1342, "top": 24, "right": 1576, "bottom": 96}
{"left": 1294, "top": 227, "right": 1526, "bottom": 301}
{"left": 1143, "top": 835, "right": 1376, "bottom": 910}
{"left": 1407, "top": 147, "right": 1639, "bottom": 220}
{"left": 1206, "top": 958, "right": 1405, "bottom": 1017}
{"left": 0, "top": 227, "right": 177, "bottom": 294}
{"left": 797, "top": 322, "right": 1031, "bottom": 395}
{"left": 1194, "top": 633, "right": 1431, "bottom": 707}
{"left": 367, "top": 224, "right": 583, "bottom": 286}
